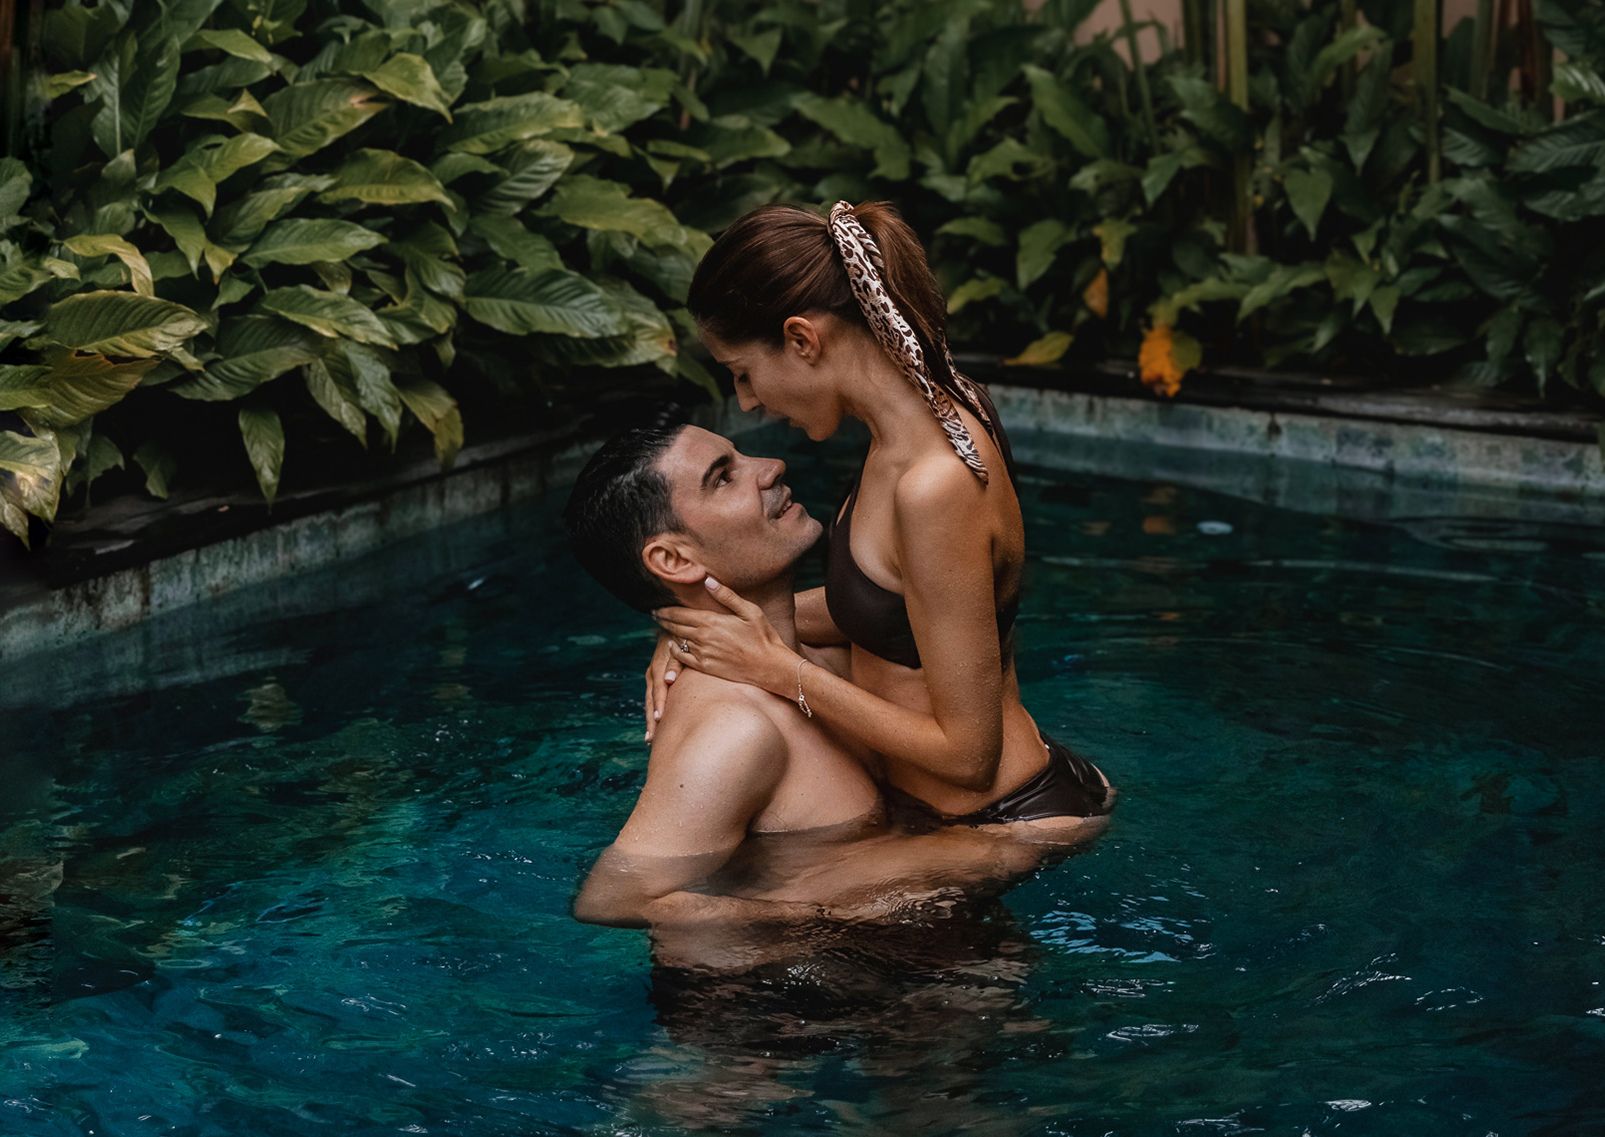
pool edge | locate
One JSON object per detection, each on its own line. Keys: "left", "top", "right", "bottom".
{"left": 3, "top": 388, "right": 1600, "bottom": 661}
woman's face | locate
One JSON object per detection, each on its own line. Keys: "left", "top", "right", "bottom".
{"left": 701, "top": 323, "right": 843, "bottom": 442}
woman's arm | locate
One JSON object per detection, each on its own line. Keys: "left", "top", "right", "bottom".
{"left": 645, "top": 588, "right": 844, "bottom": 741}
{"left": 659, "top": 461, "right": 1007, "bottom": 792}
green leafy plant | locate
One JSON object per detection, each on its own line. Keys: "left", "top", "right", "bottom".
{"left": 5, "top": 0, "right": 1602, "bottom": 550}
{"left": 0, "top": 0, "right": 718, "bottom": 547}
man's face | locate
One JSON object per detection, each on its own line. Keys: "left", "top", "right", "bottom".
{"left": 648, "top": 426, "right": 822, "bottom": 591}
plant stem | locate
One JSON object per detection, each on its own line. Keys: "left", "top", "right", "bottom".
{"left": 1117, "top": 0, "right": 1160, "bottom": 153}
{"left": 1340, "top": 0, "right": 1358, "bottom": 101}
{"left": 1414, "top": 0, "right": 1440, "bottom": 184}
{"left": 1183, "top": 0, "right": 1206, "bottom": 71}
{"left": 1224, "top": 0, "right": 1252, "bottom": 253}
{"left": 1470, "top": 0, "right": 1494, "bottom": 101}
{"left": 1519, "top": 0, "right": 1553, "bottom": 119}
{"left": 0, "top": 0, "right": 16, "bottom": 158}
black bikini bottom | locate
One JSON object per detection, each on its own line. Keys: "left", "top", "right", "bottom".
{"left": 886, "top": 734, "right": 1112, "bottom": 828}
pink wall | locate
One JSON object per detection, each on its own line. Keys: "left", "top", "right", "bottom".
{"left": 1063, "top": 0, "right": 1488, "bottom": 63}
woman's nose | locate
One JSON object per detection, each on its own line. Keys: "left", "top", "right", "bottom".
{"left": 736, "top": 388, "right": 758, "bottom": 413}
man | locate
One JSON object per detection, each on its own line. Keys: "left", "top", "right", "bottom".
{"left": 563, "top": 422, "right": 1043, "bottom": 934}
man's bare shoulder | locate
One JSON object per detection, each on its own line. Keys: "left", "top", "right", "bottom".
{"left": 649, "top": 670, "right": 788, "bottom": 778}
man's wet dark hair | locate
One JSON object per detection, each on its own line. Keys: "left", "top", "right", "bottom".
{"left": 563, "top": 423, "right": 689, "bottom": 612}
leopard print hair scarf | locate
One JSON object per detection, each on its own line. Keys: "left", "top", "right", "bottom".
{"left": 827, "top": 200, "right": 993, "bottom": 484}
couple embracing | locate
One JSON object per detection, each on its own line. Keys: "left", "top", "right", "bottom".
{"left": 565, "top": 202, "right": 1115, "bottom": 941}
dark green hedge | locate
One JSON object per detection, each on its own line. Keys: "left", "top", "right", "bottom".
{"left": 3, "top": 0, "right": 1602, "bottom": 548}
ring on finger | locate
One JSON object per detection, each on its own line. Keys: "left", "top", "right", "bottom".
{"left": 677, "top": 638, "right": 690, "bottom": 653}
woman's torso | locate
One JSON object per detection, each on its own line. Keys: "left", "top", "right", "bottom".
{"left": 824, "top": 390, "right": 1052, "bottom": 817}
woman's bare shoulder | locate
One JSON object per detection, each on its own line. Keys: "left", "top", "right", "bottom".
{"left": 892, "top": 451, "right": 989, "bottom": 521}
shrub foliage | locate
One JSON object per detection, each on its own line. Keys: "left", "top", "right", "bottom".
{"left": 3, "top": 0, "right": 1603, "bottom": 549}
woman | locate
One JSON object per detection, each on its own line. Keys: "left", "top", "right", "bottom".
{"left": 649, "top": 201, "right": 1112, "bottom": 833}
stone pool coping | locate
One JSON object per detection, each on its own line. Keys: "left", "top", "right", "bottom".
{"left": 2, "top": 364, "right": 1601, "bottom": 661}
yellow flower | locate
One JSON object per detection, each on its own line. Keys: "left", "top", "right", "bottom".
{"left": 1138, "top": 323, "right": 1200, "bottom": 398}
{"left": 1083, "top": 267, "right": 1109, "bottom": 318}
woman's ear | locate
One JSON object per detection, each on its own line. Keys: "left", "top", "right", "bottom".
{"left": 642, "top": 537, "right": 706, "bottom": 588}
{"left": 781, "top": 316, "right": 822, "bottom": 365}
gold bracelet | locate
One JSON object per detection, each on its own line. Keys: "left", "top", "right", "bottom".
{"left": 795, "top": 656, "right": 813, "bottom": 718}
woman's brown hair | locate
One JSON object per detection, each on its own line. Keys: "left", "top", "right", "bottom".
{"left": 687, "top": 201, "right": 990, "bottom": 429}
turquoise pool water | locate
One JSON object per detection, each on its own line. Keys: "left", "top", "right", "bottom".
{"left": 3, "top": 426, "right": 1603, "bottom": 1135}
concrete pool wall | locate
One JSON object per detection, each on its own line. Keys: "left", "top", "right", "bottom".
{"left": 2, "top": 380, "right": 1601, "bottom": 666}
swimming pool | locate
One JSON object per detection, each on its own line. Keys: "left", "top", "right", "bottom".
{"left": 3, "top": 424, "right": 1602, "bottom": 1135}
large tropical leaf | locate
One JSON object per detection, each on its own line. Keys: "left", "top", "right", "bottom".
{"left": 0, "top": 429, "right": 63, "bottom": 544}
{"left": 394, "top": 374, "right": 463, "bottom": 467}
{"left": 318, "top": 149, "right": 451, "bottom": 206}
{"left": 0, "top": 365, "right": 53, "bottom": 411}
{"left": 303, "top": 357, "right": 367, "bottom": 445}
{"left": 45, "top": 292, "right": 207, "bottom": 357}
{"left": 390, "top": 223, "right": 465, "bottom": 298}
{"left": 264, "top": 79, "right": 388, "bottom": 160}
{"left": 169, "top": 316, "right": 321, "bottom": 400}
{"left": 440, "top": 92, "right": 585, "bottom": 154}
{"left": 133, "top": 440, "right": 176, "bottom": 499}
{"left": 1022, "top": 65, "right": 1109, "bottom": 159}
{"left": 1004, "top": 331, "right": 1074, "bottom": 366}
{"left": 1439, "top": 216, "right": 1540, "bottom": 301}
{"left": 154, "top": 132, "right": 280, "bottom": 214}
{"left": 89, "top": 34, "right": 181, "bottom": 157}
{"left": 4, "top": 353, "right": 155, "bottom": 428}
{"left": 63, "top": 233, "right": 155, "bottom": 297}
{"left": 242, "top": 219, "right": 387, "bottom": 267}
{"left": 543, "top": 176, "right": 704, "bottom": 251}
{"left": 328, "top": 341, "right": 402, "bottom": 447}
{"left": 149, "top": 203, "right": 236, "bottom": 280}
{"left": 1307, "top": 25, "right": 1387, "bottom": 102}
{"left": 462, "top": 267, "right": 632, "bottom": 338}
{"left": 947, "top": 276, "right": 1006, "bottom": 314}
{"left": 475, "top": 140, "right": 572, "bottom": 214}
{"left": 1553, "top": 61, "right": 1605, "bottom": 106}
{"left": 259, "top": 286, "right": 398, "bottom": 348}
{"left": 359, "top": 52, "right": 454, "bottom": 119}
{"left": 562, "top": 63, "right": 672, "bottom": 133}
{"left": 793, "top": 94, "right": 911, "bottom": 179}
{"left": 432, "top": 152, "right": 503, "bottom": 185}
{"left": 0, "top": 259, "right": 56, "bottom": 306}
{"left": 1016, "top": 219, "right": 1072, "bottom": 289}
{"left": 238, "top": 404, "right": 284, "bottom": 505}
{"left": 1168, "top": 75, "right": 1251, "bottom": 150}
{"left": 1286, "top": 167, "right": 1334, "bottom": 238}
{"left": 467, "top": 214, "right": 562, "bottom": 271}
{"left": 593, "top": 278, "right": 677, "bottom": 365}
{"left": 180, "top": 89, "right": 273, "bottom": 131}
{"left": 1508, "top": 112, "right": 1605, "bottom": 173}
{"left": 0, "top": 157, "right": 31, "bottom": 226}
{"left": 185, "top": 27, "right": 276, "bottom": 67}
{"left": 67, "top": 432, "right": 124, "bottom": 499}
{"left": 213, "top": 178, "right": 331, "bottom": 245}
{"left": 0, "top": 319, "right": 42, "bottom": 353}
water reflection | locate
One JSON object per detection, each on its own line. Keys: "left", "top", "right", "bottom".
{"left": 616, "top": 898, "right": 1049, "bottom": 1135}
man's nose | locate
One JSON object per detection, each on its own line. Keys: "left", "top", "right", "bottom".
{"left": 759, "top": 458, "right": 785, "bottom": 488}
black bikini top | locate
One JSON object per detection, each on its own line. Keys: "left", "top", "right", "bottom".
{"left": 824, "top": 386, "right": 1020, "bottom": 670}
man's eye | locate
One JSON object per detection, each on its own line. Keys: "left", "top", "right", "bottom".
{"left": 716, "top": 471, "right": 731, "bottom": 486}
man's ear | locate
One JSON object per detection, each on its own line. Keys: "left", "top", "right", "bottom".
{"left": 642, "top": 535, "right": 706, "bottom": 589}
{"left": 781, "top": 315, "right": 822, "bottom": 365}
